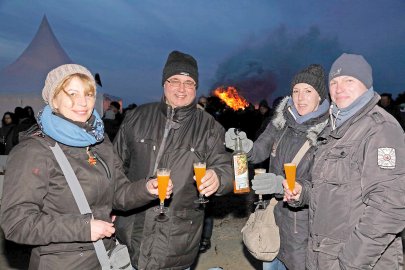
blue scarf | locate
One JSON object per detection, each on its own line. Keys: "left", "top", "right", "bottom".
{"left": 288, "top": 98, "right": 330, "bottom": 124}
{"left": 38, "top": 105, "right": 104, "bottom": 147}
{"left": 331, "top": 87, "right": 375, "bottom": 129}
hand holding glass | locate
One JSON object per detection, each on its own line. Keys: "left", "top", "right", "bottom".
{"left": 155, "top": 168, "right": 170, "bottom": 221}
{"left": 194, "top": 162, "right": 209, "bottom": 204}
{"left": 284, "top": 163, "right": 296, "bottom": 191}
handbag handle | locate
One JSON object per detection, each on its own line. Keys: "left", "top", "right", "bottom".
{"left": 50, "top": 143, "right": 111, "bottom": 270}
{"left": 291, "top": 140, "right": 311, "bottom": 166}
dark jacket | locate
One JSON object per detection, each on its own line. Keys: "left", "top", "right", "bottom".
{"left": 0, "top": 126, "right": 155, "bottom": 270}
{"left": 299, "top": 94, "right": 405, "bottom": 270}
{"left": 248, "top": 97, "right": 328, "bottom": 270}
{"left": 113, "top": 100, "right": 233, "bottom": 270}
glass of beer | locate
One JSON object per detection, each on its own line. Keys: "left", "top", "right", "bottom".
{"left": 284, "top": 163, "right": 296, "bottom": 191}
{"left": 254, "top": 168, "right": 267, "bottom": 209}
{"left": 194, "top": 162, "right": 209, "bottom": 204}
{"left": 155, "top": 168, "right": 170, "bottom": 222}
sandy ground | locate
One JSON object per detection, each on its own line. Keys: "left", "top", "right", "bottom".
{"left": 192, "top": 193, "right": 261, "bottom": 270}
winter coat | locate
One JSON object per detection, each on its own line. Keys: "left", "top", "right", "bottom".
{"left": 299, "top": 94, "right": 405, "bottom": 270}
{"left": 113, "top": 100, "right": 233, "bottom": 270}
{"left": 248, "top": 97, "right": 328, "bottom": 270}
{"left": 0, "top": 126, "right": 155, "bottom": 270}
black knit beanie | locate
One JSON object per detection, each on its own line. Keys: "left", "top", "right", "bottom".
{"left": 291, "top": 64, "right": 328, "bottom": 102}
{"left": 162, "top": 50, "right": 198, "bottom": 87}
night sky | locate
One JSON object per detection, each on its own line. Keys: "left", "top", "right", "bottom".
{"left": 1, "top": 1, "right": 404, "bottom": 106}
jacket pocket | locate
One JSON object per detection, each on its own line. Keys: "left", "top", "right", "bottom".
{"left": 166, "top": 209, "right": 204, "bottom": 257}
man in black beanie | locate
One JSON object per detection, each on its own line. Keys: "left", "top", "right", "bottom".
{"left": 113, "top": 50, "right": 233, "bottom": 270}
{"left": 285, "top": 53, "right": 405, "bottom": 270}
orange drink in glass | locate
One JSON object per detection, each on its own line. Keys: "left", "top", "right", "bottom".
{"left": 194, "top": 162, "right": 206, "bottom": 192}
{"left": 194, "top": 162, "right": 208, "bottom": 204}
{"left": 284, "top": 163, "right": 296, "bottom": 190}
{"left": 157, "top": 168, "right": 170, "bottom": 203}
{"left": 155, "top": 168, "right": 170, "bottom": 221}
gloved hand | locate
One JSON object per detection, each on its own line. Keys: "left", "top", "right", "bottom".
{"left": 224, "top": 128, "right": 253, "bottom": 152}
{"left": 251, "top": 173, "right": 284, "bottom": 195}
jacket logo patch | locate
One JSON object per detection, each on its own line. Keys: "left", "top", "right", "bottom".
{"left": 377, "top": 148, "right": 396, "bottom": 169}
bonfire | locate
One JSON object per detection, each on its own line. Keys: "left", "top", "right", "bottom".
{"left": 213, "top": 86, "right": 249, "bottom": 111}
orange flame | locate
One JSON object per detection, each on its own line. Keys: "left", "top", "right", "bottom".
{"left": 213, "top": 86, "right": 249, "bottom": 111}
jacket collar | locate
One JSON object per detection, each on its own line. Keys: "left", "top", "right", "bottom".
{"left": 328, "top": 93, "right": 380, "bottom": 139}
{"left": 159, "top": 96, "right": 197, "bottom": 127}
{"left": 271, "top": 96, "right": 329, "bottom": 146}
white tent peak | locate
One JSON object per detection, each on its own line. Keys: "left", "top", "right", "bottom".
{"left": 0, "top": 15, "right": 73, "bottom": 92}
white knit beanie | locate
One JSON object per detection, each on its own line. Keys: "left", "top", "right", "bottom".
{"left": 42, "top": 64, "right": 95, "bottom": 110}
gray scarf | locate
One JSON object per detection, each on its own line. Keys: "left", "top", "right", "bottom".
{"left": 330, "top": 87, "right": 375, "bottom": 129}
{"left": 288, "top": 98, "right": 330, "bottom": 124}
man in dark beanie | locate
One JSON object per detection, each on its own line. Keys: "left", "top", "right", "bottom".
{"left": 285, "top": 53, "right": 405, "bottom": 270}
{"left": 225, "top": 63, "right": 330, "bottom": 270}
{"left": 113, "top": 50, "right": 233, "bottom": 269}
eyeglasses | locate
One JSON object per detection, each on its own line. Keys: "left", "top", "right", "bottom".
{"left": 166, "top": 79, "right": 196, "bottom": 89}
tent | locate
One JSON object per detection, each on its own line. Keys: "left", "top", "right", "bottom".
{"left": 0, "top": 15, "right": 120, "bottom": 121}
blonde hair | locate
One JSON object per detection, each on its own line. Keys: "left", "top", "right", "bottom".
{"left": 52, "top": 73, "right": 96, "bottom": 107}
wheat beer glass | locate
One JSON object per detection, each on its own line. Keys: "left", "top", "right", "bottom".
{"left": 194, "top": 162, "right": 209, "bottom": 204}
{"left": 155, "top": 168, "right": 170, "bottom": 222}
{"left": 254, "top": 168, "right": 266, "bottom": 209}
{"left": 284, "top": 163, "right": 296, "bottom": 191}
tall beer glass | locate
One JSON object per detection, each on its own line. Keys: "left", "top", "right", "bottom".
{"left": 194, "top": 162, "right": 209, "bottom": 204}
{"left": 284, "top": 163, "right": 296, "bottom": 190}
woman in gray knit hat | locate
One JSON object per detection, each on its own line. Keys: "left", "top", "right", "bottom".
{"left": 225, "top": 64, "right": 330, "bottom": 270}
{"left": 0, "top": 64, "right": 172, "bottom": 269}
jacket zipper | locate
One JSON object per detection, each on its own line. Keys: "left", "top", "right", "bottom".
{"left": 91, "top": 150, "right": 112, "bottom": 181}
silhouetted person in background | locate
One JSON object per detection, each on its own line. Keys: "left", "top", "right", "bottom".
{"left": 12, "top": 106, "right": 37, "bottom": 145}
{"left": 103, "top": 101, "right": 123, "bottom": 141}
{"left": 0, "top": 112, "right": 16, "bottom": 155}
{"left": 379, "top": 92, "right": 404, "bottom": 130}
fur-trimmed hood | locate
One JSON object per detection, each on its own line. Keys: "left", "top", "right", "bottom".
{"left": 271, "top": 96, "right": 328, "bottom": 146}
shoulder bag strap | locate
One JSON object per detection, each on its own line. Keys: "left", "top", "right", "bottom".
{"left": 291, "top": 140, "right": 311, "bottom": 166}
{"left": 49, "top": 143, "right": 111, "bottom": 270}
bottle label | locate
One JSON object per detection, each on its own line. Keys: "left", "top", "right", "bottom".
{"left": 233, "top": 154, "right": 249, "bottom": 189}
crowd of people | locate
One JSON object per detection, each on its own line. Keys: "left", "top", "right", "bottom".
{"left": 0, "top": 50, "right": 404, "bottom": 270}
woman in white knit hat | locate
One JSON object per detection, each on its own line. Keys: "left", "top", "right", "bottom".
{"left": 0, "top": 64, "right": 172, "bottom": 269}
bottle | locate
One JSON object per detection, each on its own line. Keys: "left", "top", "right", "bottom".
{"left": 233, "top": 134, "right": 250, "bottom": 194}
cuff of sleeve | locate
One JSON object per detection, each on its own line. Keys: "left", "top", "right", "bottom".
{"left": 142, "top": 178, "right": 158, "bottom": 201}
{"left": 82, "top": 213, "right": 92, "bottom": 241}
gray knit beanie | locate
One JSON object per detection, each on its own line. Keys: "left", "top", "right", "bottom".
{"left": 291, "top": 64, "right": 328, "bottom": 102}
{"left": 162, "top": 50, "right": 198, "bottom": 87}
{"left": 42, "top": 64, "right": 95, "bottom": 110}
{"left": 329, "top": 53, "right": 373, "bottom": 88}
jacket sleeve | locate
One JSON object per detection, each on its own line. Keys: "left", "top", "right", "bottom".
{"left": 248, "top": 121, "right": 277, "bottom": 164}
{"left": 206, "top": 124, "right": 233, "bottom": 196}
{"left": 0, "top": 140, "right": 92, "bottom": 245}
{"left": 338, "top": 120, "right": 405, "bottom": 269}
{"left": 112, "top": 150, "right": 156, "bottom": 211}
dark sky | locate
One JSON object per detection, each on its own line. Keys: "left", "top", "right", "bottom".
{"left": 1, "top": 1, "right": 404, "bottom": 106}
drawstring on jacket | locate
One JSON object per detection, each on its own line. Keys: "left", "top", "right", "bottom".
{"left": 152, "top": 106, "right": 174, "bottom": 176}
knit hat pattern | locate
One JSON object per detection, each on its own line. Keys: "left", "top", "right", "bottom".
{"left": 42, "top": 64, "right": 95, "bottom": 110}
{"left": 329, "top": 53, "right": 373, "bottom": 89}
{"left": 291, "top": 64, "right": 328, "bottom": 101}
{"left": 162, "top": 50, "right": 198, "bottom": 87}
